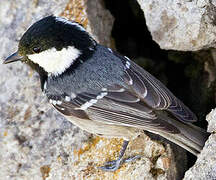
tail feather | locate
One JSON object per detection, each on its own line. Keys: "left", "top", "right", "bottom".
{"left": 153, "top": 112, "right": 210, "bottom": 155}
{"left": 156, "top": 126, "right": 209, "bottom": 155}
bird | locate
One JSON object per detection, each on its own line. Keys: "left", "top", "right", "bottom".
{"left": 3, "top": 15, "right": 209, "bottom": 171}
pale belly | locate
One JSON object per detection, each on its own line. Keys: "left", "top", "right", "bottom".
{"left": 66, "top": 116, "right": 141, "bottom": 140}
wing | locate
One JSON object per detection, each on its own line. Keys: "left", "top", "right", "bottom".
{"left": 119, "top": 54, "right": 197, "bottom": 122}
{"left": 50, "top": 83, "right": 180, "bottom": 134}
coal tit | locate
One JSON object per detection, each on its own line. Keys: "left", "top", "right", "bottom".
{"left": 4, "top": 16, "right": 209, "bottom": 171}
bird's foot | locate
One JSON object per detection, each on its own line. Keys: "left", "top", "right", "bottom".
{"left": 98, "top": 155, "right": 141, "bottom": 171}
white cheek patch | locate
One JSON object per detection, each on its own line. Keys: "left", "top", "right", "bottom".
{"left": 27, "top": 46, "right": 81, "bottom": 75}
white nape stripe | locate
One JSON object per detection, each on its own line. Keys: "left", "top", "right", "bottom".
{"left": 28, "top": 46, "right": 81, "bottom": 76}
{"left": 55, "top": 17, "right": 86, "bottom": 32}
{"left": 76, "top": 92, "right": 108, "bottom": 110}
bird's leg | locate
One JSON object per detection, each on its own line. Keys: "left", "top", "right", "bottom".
{"left": 99, "top": 140, "right": 141, "bottom": 171}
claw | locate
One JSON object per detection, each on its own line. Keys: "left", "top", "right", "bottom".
{"left": 98, "top": 140, "right": 142, "bottom": 171}
{"left": 124, "top": 155, "right": 141, "bottom": 163}
{"left": 102, "top": 160, "right": 119, "bottom": 166}
{"left": 98, "top": 159, "right": 121, "bottom": 171}
{"left": 98, "top": 155, "right": 141, "bottom": 171}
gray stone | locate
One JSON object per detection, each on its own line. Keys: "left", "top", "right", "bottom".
{"left": 206, "top": 108, "right": 216, "bottom": 133}
{"left": 137, "top": 0, "right": 216, "bottom": 51}
{"left": 184, "top": 108, "right": 216, "bottom": 180}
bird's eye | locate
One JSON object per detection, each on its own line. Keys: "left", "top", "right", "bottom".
{"left": 33, "top": 47, "right": 41, "bottom": 53}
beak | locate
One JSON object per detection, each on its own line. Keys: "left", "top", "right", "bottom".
{"left": 3, "top": 51, "right": 23, "bottom": 64}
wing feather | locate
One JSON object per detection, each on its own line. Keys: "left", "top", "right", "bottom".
{"left": 87, "top": 105, "right": 179, "bottom": 133}
{"left": 121, "top": 56, "right": 197, "bottom": 122}
{"left": 50, "top": 89, "right": 180, "bottom": 134}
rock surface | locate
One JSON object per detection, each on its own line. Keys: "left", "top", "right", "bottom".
{"left": 46, "top": 135, "right": 184, "bottom": 180}
{"left": 137, "top": 0, "right": 216, "bottom": 51}
{"left": 0, "top": 0, "right": 207, "bottom": 179}
{"left": 206, "top": 108, "right": 216, "bottom": 133}
{"left": 184, "top": 108, "right": 216, "bottom": 180}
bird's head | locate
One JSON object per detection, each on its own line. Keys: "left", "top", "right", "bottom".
{"left": 4, "top": 15, "right": 96, "bottom": 76}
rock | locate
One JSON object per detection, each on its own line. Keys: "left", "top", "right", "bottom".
{"left": 184, "top": 108, "right": 216, "bottom": 180}
{"left": 206, "top": 108, "right": 216, "bottom": 133}
{"left": 183, "top": 135, "right": 216, "bottom": 180}
{"left": 46, "top": 135, "right": 184, "bottom": 180}
{"left": 0, "top": 0, "right": 186, "bottom": 179}
{"left": 137, "top": 0, "right": 216, "bottom": 51}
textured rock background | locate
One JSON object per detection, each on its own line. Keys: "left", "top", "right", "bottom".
{"left": 137, "top": 0, "right": 216, "bottom": 51}
{"left": 184, "top": 108, "right": 216, "bottom": 180}
{"left": 0, "top": 0, "right": 186, "bottom": 180}
{"left": 0, "top": 0, "right": 215, "bottom": 179}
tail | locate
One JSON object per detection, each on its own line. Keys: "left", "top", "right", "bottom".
{"left": 152, "top": 113, "right": 210, "bottom": 155}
